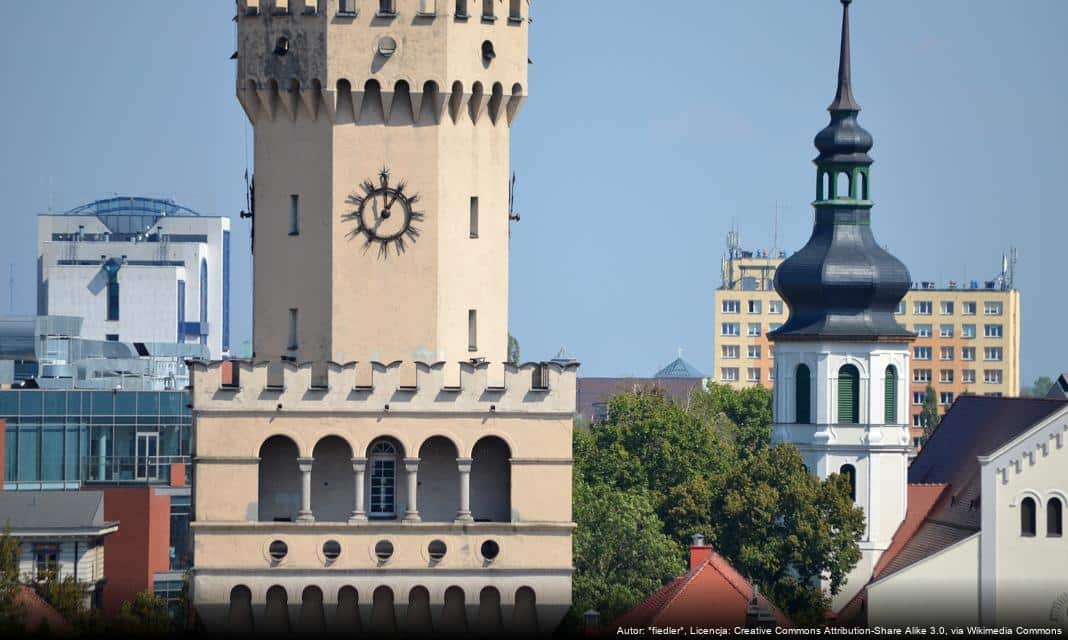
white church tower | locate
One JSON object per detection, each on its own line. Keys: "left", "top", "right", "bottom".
{"left": 768, "top": 0, "right": 914, "bottom": 611}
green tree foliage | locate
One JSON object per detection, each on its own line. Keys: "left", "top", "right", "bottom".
{"left": 572, "top": 383, "right": 865, "bottom": 627}
{"left": 0, "top": 529, "right": 24, "bottom": 634}
{"left": 507, "top": 334, "right": 520, "bottom": 365}
{"left": 920, "top": 383, "right": 941, "bottom": 441}
{"left": 112, "top": 591, "right": 172, "bottom": 635}
{"left": 1022, "top": 376, "right": 1055, "bottom": 397}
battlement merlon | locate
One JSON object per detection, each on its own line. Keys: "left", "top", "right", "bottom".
{"left": 188, "top": 360, "right": 578, "bottom": 415}
{"left": 235, "top": 0, "right": 528, "bottom": 125}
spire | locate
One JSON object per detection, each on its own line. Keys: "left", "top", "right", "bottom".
{"left": 828, "top": 0, "right": 860, "bottom": 112}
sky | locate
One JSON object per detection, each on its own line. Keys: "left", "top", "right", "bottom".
{"left": 0, "top": 1, "right": 1065, "bottom": 384}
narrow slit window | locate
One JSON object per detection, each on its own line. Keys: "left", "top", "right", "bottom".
{"left": 468, "top": 310, "right": 477, "bottom": 352}
{"left": 455, "top": 0, "right": 467, "bottom": 18}
{"left": 379, "top": 0, "right": 396, "bottom": 15}
{"left": 469, "top": 197, "right": 479, "bottom": 238}
{"left": 1021, "top": 497, "right": 1037, "bottom": 537}
{"left": 840, "top": 464, "right": 857, "bottom": 502}
{"left": 509, "top": 0, "right": 521, "bottom": 20}
{"left": 289, "top": 195, "right": 300, "bottom": 235}
{"left": 1048, "top": 498, "right": 1063, "bottom": 537}
{"left": 288, "top": 308, "right": 298, "bottom": 351}
{"left": 482, "top": 0, "right": 494, "bottom": 19}
{"left": 339, "top": 0, "right": 357, "bottom": 14}
{"left": 107, "top": 277, "right": 120, "bottom": 321}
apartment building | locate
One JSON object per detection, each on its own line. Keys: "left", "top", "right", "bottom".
{"left": 713, "top": 249, "right": 1020, "bottom": 446}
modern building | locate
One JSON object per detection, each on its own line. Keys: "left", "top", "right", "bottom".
{"left": 0, "top": 490, "right": 118, "bottom": 610}
{"left": 191, "top": 0, "right": 575, "bottom": 635}
{"left": 714, "top": 247, "right": 1021, "bottom": 448}
{"left": 576, "top": 355, "right": 707, "bottom": 425}
{"left": 1047, "top": 373, "right": 1068, "bottom": 399}
{"left": 768, "top": 0, "right": 913, "bottom": 611}
{"left": 37, "top": 196, "right": 231, "bottom": 359}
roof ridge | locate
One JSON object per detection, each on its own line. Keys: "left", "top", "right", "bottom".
{"left": 650, "top": 560, "right": 711, "bottom": 625}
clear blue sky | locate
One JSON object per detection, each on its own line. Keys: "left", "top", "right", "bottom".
{"left": 0, "top": 2, "right": 1065, "bottom": 384}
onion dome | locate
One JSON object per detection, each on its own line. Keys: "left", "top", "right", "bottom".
{"left": 769, "top": 0, "right": 912, "bottom": 343}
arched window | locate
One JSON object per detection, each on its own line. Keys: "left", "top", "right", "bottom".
{"left": 471, "top": 437, "right": 511, "bottom": 522}
{"left": 860, "top": 170, "right": 870, "bottom": 199}
{"left": 820, "top": 171, "right": 830, "bottom": 201}
{"left": 1021, "top": 497, "right": 1037, "bottom": 537}
{"left": 299, "top": 586, "right": 326, "bottom": 634}
{"left": 311, "top": 436, "right": 354, "bottom": 522}
{"left": 417, "top": 437, "right": 460, "bottom": 522}
{"left": 369, "top": 441, "right": 398, "bottom": 518}
{"left": 1048, "top": 498, "right": 1063, "bottom": 537}
{"left": 336, "top": 587, "right": 361, "bottom": 632}
{"left": 795, "top": 364, "right": 811, "bottom": 424}
{"left": 840, "top": 464, "right": 857, "bottom": 501}
{"left": 884, "top": 365, "right": 898, "bottom": 424}
{"left": 835, "top": 172, "right": 849, "bottom": 199}
{"left": 838, "top": 365, "right": 860, "bottom": 424}
{"left": 258, "top": 436, "right": 301, "bottom": 522}
{"left": 227, "top": 586, "right": 254, "bottom": 633}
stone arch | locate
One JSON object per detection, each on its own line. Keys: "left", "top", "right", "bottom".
{"left": 448, "top": 80, "right": 464, "bottom": 123}
{"left": 405, "top": 586, "right": 433, "bottom": 634}
{"left": 471, "top": 436, "right": 511, "bottom": 522}
{"left": 477, "top": 587, "right": 503, "bottom": 634}
{"left": 440, "top": 586, "right": 468, "bottom": 635}
{"left": 835, "top": 171, "right": 849, "bottom": 199}
{"left": 363, "top": 78, "right": 385, "bottom": 123}
{"left": 227, "top": 585, "right": 254, "bottom": 633}
{"left": 264, "top": 585, "right": 291, "bottom": 633}
{"left": 1048, "top": 496, "right": 1064, "bottom": 537}
{"left": 312, "top": 436, "right": 355, "bottom": 522}
{"left": 258, "top": 435, "right": 301, "bottom": 522}
{"left": 417, "top": 435, "right": 462, "bottom": 522}
{"left": 369, "top": 586, "right": 397, "bottom": 636}
{"left": 512, "top": 587, "right": 538, "bottom": 635}
{"left": 298, "top": 586, "right": 326, "bottom": 634}
{"left": 839, "top": 464, "right": 857, "bottom": 501}
{"left": 1021, "top": 495, "right": 1037, "bottom": 537}
{"left": 392, "top": 79, "right": 413, "bottom": 122}
{"left": 334, "top": 586, "right": 361, "bottom": 634}
{"left": 488, "top": 82, "right": 505, "bottom": 124}
{"left": 365, "top": 437, "right": 407, "bottom": 519}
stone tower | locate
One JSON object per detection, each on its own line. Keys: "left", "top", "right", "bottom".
{"left": 239, "top": 0, "right": 527, "bottom": 365}
{"left": 768, "top": 0, "right": 914, "bottom": 610}
{"left": 190, "top": 1, "right": 575, "bottom": 634}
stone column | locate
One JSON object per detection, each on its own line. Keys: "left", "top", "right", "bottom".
{"left": 297, "top": 457, "right": 315, "bottom": 522}
{"left": 403, "top": 457, "right": 421, "bottom": 522}
{"left": 455, "top": 457, "right": 474, "bottom": 522}
{"left": 350, "top": 457, "right": 368, "bottom": 523}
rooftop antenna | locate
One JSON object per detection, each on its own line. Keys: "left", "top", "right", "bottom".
{"left": 508, "top": 172, "right": 521, "bottom": 223}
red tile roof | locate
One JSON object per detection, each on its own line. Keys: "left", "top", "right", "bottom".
{"left": 872, "top": 483, "right": 951, "bottom": 579}
{"left": 15, "top": 586, "right": 74, "bottom": 635}
{"left": 614, "top": 548, "right": 791, "bottom": 629}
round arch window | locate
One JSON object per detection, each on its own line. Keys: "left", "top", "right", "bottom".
{"left": 374, "top": 540, "right": 395, "bottom": 563}
{"left": 323, "top": 540, "right": 342, "bottom": 562}
{"left": 268, "top": 540, "right": 288, "bottom": 562}
{"left": 480, "top": 540, "right": 500, "bottom": 561}
{"left": 428, "top": 540, "right": 447, "bottom": 563}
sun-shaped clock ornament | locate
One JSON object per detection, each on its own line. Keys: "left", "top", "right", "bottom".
{"left": 342, "top": 168, "right": 425, "bottom": 258}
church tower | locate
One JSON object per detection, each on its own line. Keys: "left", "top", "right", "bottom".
{"left": 239, "top": 0, "right": 527, "bottom": 365}
{"left": 768, "top": 0, "right": 914, "bottom": 610}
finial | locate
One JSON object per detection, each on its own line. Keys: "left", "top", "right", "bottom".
{"left": 829, "top": 0, "right": 860, "bottom": 112}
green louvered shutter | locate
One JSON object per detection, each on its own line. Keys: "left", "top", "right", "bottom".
{"left": 838, "top": 365, "right": 859, "bottom": 424}
{"left": 796, "top": 365, "right": 811, "bottom": 424}
{"left": 884, "top": 366, "right": 898, "bottom": 424}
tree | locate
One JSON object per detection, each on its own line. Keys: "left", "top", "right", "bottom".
{"left": 111, "top": 591, "right": 171, "bottom": 635}
{"left": 571, "top": 478, "right": 684, "bottom": 626}
{"left": 920, "top": 383, "right": 940, "bottom": 441}
{"left": 1022, "top": 376, "right": 1055, "bottom": 397}
{"left": 0, "top": 529, "right": 23, "bottom": 634}
{"left": 507, "top": 334, "right": 520, "bottom": 364}
{"left": 688, "top": 382, "right": 774, "bottom": 453}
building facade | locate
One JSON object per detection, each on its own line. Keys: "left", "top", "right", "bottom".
{"left": 714, "top": 251, "right": 1020, "bottom": 448}
{"left": 192, "top": 0, "right": 575, "bottom": 634}
{"left": 37, "top": 197, "right": 231, "bottom": 359}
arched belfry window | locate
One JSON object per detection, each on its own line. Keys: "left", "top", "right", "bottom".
{"left": 840, "top": 464, "right": 857, "bottom": 502}
{"left": 369, "top": 441, "right": 398, "bottom": 518}
{"left": 884, "top": 365, "right": 898, "bottom": 424}
{"left": 1021, "top": 497, "right": 1037, "bottom": 537}
{"left": 1048, "top": 498, "right": 1063, "bottom": 537}
{"left": 795, "top": 364, "right": 811, "bottom": 424}
{"left": 838, "top": 365, "right": 860, "bottom": 424}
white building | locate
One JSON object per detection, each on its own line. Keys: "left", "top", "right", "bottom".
{"left": 37, "top": 197, "right": 232, "bottom": 359}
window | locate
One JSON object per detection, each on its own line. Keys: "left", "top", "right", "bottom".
{"left": 747, "top": 345, "right": 761, "bottom": 360}
{"left": 177, "top": 280, "right": 186, "bottom": 337}
{"left": 913, "top": 415, "right": 923, "bottom": 427}
{"left": 508, "top": 0, "right": 521, "bottom": 21}
{"left": 747, "top": 368, "right": 761, "bottom": 382}
{"left": 468, "top": 310, "right": 478, "bottom": 351}
{"left": 35, "top": 544, "right": 59, "bottom": 580}
{"left": 962, "top": 347, "right": 976, "bottom": 361}
{"left": 914, "top": 347, "right": 931, "bottom": 360}
{"left": 274, "top": 0, "right": 290, "bottom": 14}
{"left": 419, "top": 0, "right": 437, "bottom": 15}
{"left": 885, "top": 366, "right": 898, "bottom": 424}
{"left": 369, "top": 441, "right": 397, "bottom": 517}
{"left": 721, "top": 323, "right": 740, "bottom": 337}
{"left": 895, "top": 301, "right": 905, "bottom": 315}
{"left": 104, "top": 260, "right": 121, "bottom": 322}
{"left": 795, "top": 364, "right": 811, "bottom": 424}
{"left": 940, "top": 324, "right": 954, "bottom": 338}
{"left": 339, "top": 0, "right": 357, "bottom": 15}
{"left": 940, "top": 347, "right": 954, "bottom": 361}
{"left": 914, "top": 324, "right": 932, "bottom": 337}
{"left": 469, "top": 197, "right": 479, "bottom": 238}
{"left": 940, "top": 301, "right": 955, "bottom": 315}
{"left": 840, "top": 464, "right": 857, "bottom": 501}
{"left": 200, "top": 258, "right": 209, "bottom": 346}
{"left": 913, "top": 368, "right": 931, "bottom": 383}
{"left": 455, "top": 0, "right": 467, "bottom": 18}
{"left": 378, "top": 0, "right": 397, "bottom": 16}
{"left": 288, "top": 308, "right": 298, "bottom": 350}
{"left": 838, "top": 365, "right": 860, "bottom": 424}
{"left": 984, "top": 301, "right": 1003, "bottom": 315}
{"left": 914, "top": 301, "right": 933, "bottom": 315}
{"left": 721, "top": 300, "right": 740, "bottom": 314}
{"left": 769, "top": 300, "right": 783, "bottom": 315}
{"left": 962, "top": 369, "right": 976, "bottom": 384}
{"left": 984, "top": 369, "right": 1003, "bottom": 384}
{"left": 963, "top": 301, "right": 977, "bottom": 315}
{"left": 721, "top": 368, "right": 739, "bottom": 382}
{"left": 984, "top": 324, "right": 1003, "bottom": 338}
{"left": 1021, "top": 497, "right": 1036, "bottom": 537}
{"left": 106, "top": 334, "right": 119, "bottom": 342}
{"left": 289, "top": 194, "right": 300, "bottom": 235}
{"left": 984, "top": 347, "right": 1003, "bottom": 362}
{"left": 747, "top": 300, "right": 762, "bottom": 314}
{"left": 912, "top": 391, "right": 926, "bottom": 405}
{"left": 482, "top": 0, "right": 494, "bottom": 19}
{"left": 1048, "top": 498, "right": 1063, "bottom": 537}
{"left": 747, "top": 323, "right": 761, "bottom": 337}
{"left": 962, "top": 324, "right": 976, "bottom": 339}
{"left": 721, "top": 345, "right": 740, "bottom": 360}
{"left": 940, "top": 391, "right": 954, "bottom": 406}
{"left": 939, "top": 369, "right": 954, "bottom": 384}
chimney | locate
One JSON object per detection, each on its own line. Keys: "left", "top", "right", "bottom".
{"left": 689, "top": 533, "right": 712, "bottom": 569}
{"left": 582, "top": 609, "right": 602, "bottom": 638}
{"left": 745, "top": 584, "right": 777, "bottom": 628}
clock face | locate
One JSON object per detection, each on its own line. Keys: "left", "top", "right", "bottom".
{"left": 343, "top": 168, "right": 425, "bottom": 258}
